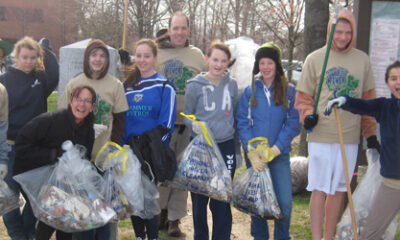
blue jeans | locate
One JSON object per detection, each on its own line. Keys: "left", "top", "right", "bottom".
{"left": 246, "top": 153, "right": 292, "bottom": 240}
{"left": 3, "top": 145, "right": 36, "bottom": 240}
{"left": 191, "top": 139, "right": 236, "bottom": 240}
{"left": 80, "top": 224, "right": 111, "bottom": 240}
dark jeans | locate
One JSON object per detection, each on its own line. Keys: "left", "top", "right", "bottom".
{"left": 35, "top": 221, "right": 71, "bottom": 240}
{"left": 79, "top": 224, "right": 111, "bottom": 240}
{"left": 130, "top": 215, "right": 159, "bottom": 239}
{"left": 191, "top": 139, "right": 236, "bottom": 240}
{"left": 3, "top": 145, "right": 36, "bottom": 240}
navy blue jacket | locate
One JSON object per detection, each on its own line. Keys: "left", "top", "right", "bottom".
{"left": 342, "top": 95, "right": 400, "bottom": 179}
{"left": 0, "top": 47, "right": 59, "bottom": 141}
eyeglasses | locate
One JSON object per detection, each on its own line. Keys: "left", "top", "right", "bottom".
{"left": 72, "top": 97, "right": 93, "bottom": 105}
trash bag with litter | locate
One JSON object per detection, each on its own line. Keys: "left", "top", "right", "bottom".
{"left": 173, "top": 114, "right": 232, "bottom": 202}
{"left": 14, "top": 140, "right": 115, "bottom": 232}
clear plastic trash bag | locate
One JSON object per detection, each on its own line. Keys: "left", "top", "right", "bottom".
{"left": 290, "top": 156, "right": 308, "bottom": 194}
{"left": 14, "top": 141, "right": 116, "bottom": 232}
{"left": 133, "top": 172, "right": 161, "bottom": 219}
{"left": 0, "top": 179, "right": 23, "bottom": 216}
{"left": 337, "top": 149, "right": 398, "bottom": 239}
{"left": 173, "top": 115, "right": 232, "bottom": 202}
{"left": 232, "top": 166, "right": 283, "bottom": 220}
{"left": 96, "top": 142, "right": 142, "bottom": 219}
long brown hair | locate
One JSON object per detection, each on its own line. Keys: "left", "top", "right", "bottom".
{"left": 13, "top": 36, "right": 44, "bottom": 75}
{"left": 125, "top": 39, "right": 158, "bottom": 88}
{"left": 271, "top": 74, "right": 288, "bottom": 108}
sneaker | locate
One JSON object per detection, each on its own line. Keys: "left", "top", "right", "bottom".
{"left": 159, "top": 209, "right": 168, "bottom": 230}
{"left": 168, "top": 219, "right": 182, "bottom": 237}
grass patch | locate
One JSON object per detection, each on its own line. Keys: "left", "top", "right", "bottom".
{"left": 47, "top": 91, "right": 58, "bottom": 112}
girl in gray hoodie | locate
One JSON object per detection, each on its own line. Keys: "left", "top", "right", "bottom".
{"left": 182, "top": 41, "right": 238, "bottom": 240}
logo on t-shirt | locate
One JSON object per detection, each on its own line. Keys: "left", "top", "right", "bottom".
{"left": 133, "top": 94, "right": 143, "bottom": 103}
{"left": 163, "top": 59, "right": 194, "bottom": 95}
{"left": 31, "top": 79, "right": 41, "bottom": 88}
{"left": 93, "top": 94, "right": 112, "bottom": 127}
{"left": 326, "top": 67, "right": 359, "bottom": 98}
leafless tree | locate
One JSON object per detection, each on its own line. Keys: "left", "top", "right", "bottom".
{"left": 255, "top": 0, "right": 305, "bottom": 83}
{"left": 297, "top": 0, "right": 329, "bottom": 157}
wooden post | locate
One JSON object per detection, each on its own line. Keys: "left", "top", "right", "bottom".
{"left": 122, "top": 0, "right": 129, "bottom": 49}
{"left": 334, "top": 107, "right": 359, "bottom": 239}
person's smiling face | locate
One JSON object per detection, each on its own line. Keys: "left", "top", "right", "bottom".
{"left": 168, "top": 15, "right": 190, "bottom": 48}
{"left": 387, "top": 67, "right": 400, "bottom": 99}
{"left": 135, "top": 43, "right": 157, "bottom": 78}
{"left": 333, "top": 20, "right": 352, "bottom": 52}
{"left": 70, "top": 88, "right": 95, "bottom": 124}
{"left": 206, "top": 48, "right": 229, "bottom": 79}
{"left": 89, "top": 48, "right": 107, "bottom": 75}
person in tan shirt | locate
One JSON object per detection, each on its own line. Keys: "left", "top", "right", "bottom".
{"left": 295, "top": 9, "right": 379, "bottom": 240}
{"left": 155, "top": 11, "right": 207, "bottom": 237}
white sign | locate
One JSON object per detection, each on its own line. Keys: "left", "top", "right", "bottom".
{"left": 370, "top": 18, "right": 400, "bottom": 97}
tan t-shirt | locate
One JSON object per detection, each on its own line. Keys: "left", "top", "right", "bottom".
{"left": 296, "top": 47, "right": 375, "bottom": 144}
{"left": 382, "top": 177, "right": 400, "bottom": 190}
{"left": 59, "top": 73, "right": 129, "bottom": 159}
{"left": 157, "top": 45, "right": 207, "bottom": 124}
{"left": 0, "top": 83, "right": 8, "bottom": 121}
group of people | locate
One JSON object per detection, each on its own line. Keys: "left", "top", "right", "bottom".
{"left": 0, "top": 8, "right": 399, "bottom": 240}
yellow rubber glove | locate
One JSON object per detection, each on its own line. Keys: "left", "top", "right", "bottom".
{"left": 248, "top": 150, "right": 266, "bottom": 173}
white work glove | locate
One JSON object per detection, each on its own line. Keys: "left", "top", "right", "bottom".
{"left": 248, "top": 145, "right": 281, "bottom": 173}
{"left": 324, "top": 96, "right": 346, "bottom": 116}
{"left": 192, "top": 121, "right": 204, "bottom": 135}
{"left": 248, "top": 150, "right": 266, "bottom": 173}
{"left": 0, "top": 163, "right": 7, "bottom": 180}
{"left": 94, "top": 124, "right": 108, "bottom": 138}
{"left": 266, "top": 145, "right": 281, "bottom": 162}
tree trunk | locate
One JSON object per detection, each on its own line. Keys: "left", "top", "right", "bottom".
{"left": 298, "top": 0, "right": 329, "bottom": 156}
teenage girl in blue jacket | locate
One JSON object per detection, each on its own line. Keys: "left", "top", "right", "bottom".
{"left": 235, "top": 42, "right": 300, "bottom": 240}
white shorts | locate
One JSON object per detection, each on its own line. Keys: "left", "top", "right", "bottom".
{"left": 307, "top": 142, "right": 358, "bottom": 195}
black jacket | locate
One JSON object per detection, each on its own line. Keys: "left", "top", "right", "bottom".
{"left": 129, "top": 125, "right": 177, "bottom": 183}
{"left": 13, "top": 106, "right": 94, "bottom": 175}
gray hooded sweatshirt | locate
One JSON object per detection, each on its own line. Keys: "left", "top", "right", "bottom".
{"left": 183, "top": 72, "right": 239, "bottom": 143}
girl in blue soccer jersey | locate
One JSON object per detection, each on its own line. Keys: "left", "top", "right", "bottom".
{"left": 122, "top": 38, "right": 176, "bottom": 240}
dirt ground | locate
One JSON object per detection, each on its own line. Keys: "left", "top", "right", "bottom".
{"left": 161, "top": 194, "right": 253, "bottom": 240}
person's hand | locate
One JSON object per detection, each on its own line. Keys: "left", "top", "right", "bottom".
{"left": 367, "top": 135, "right": 381, "bottom": 153}
{"left": 248, "top": 151, "right": 266, "bottom": 173}
{"left": 0, "top": 163, "right": 7, "bottom": 179}
{"left": 266, "top": 145, "right": 281, "bottom": 162}
{"left": 324, "top": 96, "right": 346, "bottom": 116}
{"left": 192, "top": 121, "right": 204, "bottom": 135}
{"left": 118, "top": 48, "right": 131, "bottom": 65}
{"left": 303, "top": 114, "right": 318, "bottom": 131}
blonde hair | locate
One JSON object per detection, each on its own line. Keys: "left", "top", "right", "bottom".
{"left": 13, "top": 36, "right": 44, "bottom": 75}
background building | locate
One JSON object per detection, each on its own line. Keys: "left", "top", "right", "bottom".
{"left": 0, "top": 0, "right": 77, "bottom": 56}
